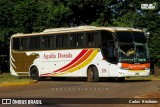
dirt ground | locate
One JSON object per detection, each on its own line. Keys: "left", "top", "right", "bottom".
{"left": 135, "top": 91, "right": 160, "bottom": 98}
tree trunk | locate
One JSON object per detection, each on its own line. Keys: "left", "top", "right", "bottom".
{"left": 154, "top": 64, "right": 160, "bottom": 77}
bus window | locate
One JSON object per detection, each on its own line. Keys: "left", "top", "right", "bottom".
{"left": 70, "top": 33, "right": 84, "bottom": 48}
{"left": 21, "top": 38, "right": 28, "bottom": 50}
{"left": 56, "top": 35, "right": 69, "bottom": 49}
{"left": 94, "top": 32, "right": 100, "bottom": 47}
{"left": 43, "top": 36, "right": 51, "bottom": 49}
{"left": 43, "top": 36, "right": 55, "bottom": 49}
{"left": 101, "top": 31, "right": 113, "bottom": 42}
{"left": 62, "top": 35, "right": 69, "bottom": 48}
{"left": 85, "top": 32, "right": 99, "bottom": 47}
{"left": 86, "top": 33, "right": 95, "bottom": 47}
{"left": 56, "top": 35, "right": 62, "bottom": 48}
{"left": 101, "top": 31, "right": 117, "bottom": 63}
{"left": 132, "top": 32, "right": 146, "bottom": 43}
{"left": 70, "top": 34, "right": 76, "bottom": 47}
{"left": 77, "top": 34, "right": 84, "bottom": 47}
{"left": 12, "top": 38, "right": 20, "bottom": 50}
{"left": 29, "top": 37, "right": 40, "bottom": 49}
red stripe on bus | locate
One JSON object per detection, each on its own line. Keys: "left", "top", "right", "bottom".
{"left": 41, "top": 49, "right": 88, "bottom": 76}
{"left": 56, "top": 49, "right": 94, "bottom": 73}
{"left": 54, "top": 49, "right": 88, "bottom": 73}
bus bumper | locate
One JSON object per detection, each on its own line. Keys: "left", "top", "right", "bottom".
{"left": 117, "top": 69, "right": 150, "bottom": 77}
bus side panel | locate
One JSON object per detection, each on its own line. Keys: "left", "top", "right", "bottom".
{"left": 31, "top": 50, "right": 82, "bottom": 77}
{"left": 10, "top": 51, "right": 39, "bottom": 76}
{"left": 108, "top": 63, "right": 118, "bottom": 77}
{"left": 36, "top": 49, "right": 111, "bottom": 78}
{"left": 76, "top": 51, "right": 110, "bottom": 77}
{"left": 97, "top": 61, "right": 110, "bottom": 77}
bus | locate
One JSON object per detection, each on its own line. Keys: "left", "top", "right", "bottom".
{"left": 10, "top": 26, "right": 150, "bottom": 82}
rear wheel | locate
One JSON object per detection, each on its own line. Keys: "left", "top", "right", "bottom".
{"left": 30, "top": 67, "right": 40, "bottom": 81}
{"left": 87, "top": 66, "right": 99, "bottom": 82}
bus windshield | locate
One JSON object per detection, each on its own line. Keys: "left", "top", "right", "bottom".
{"left": 116, "top": 31, "right": 149, "bottom": 63}
{"left": 116, "top": 31, "right": 146, "bottom": 43}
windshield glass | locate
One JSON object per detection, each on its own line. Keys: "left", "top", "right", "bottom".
{"left": 136, "top": 45, "right": 148, "bottom": 62}
{"left": 132, "top": 32, "right": 146, "bottom": 43}
{"left": 119, "top": 44, "right": 148, "bottom": 63}
{"left": 116, "top": 32, "right": 133, "bottom": 43}
{"left": 119, "top": 43, "right": 135, "bottom": 62}
{"left": 116, "top": 31, "right": 148, "bottom": 63}
{"left": 116, "top": 31, "right": 146, "bottom": 43}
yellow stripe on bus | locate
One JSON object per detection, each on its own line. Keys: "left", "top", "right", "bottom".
{"left": 57, "top": 49, "right": 98, "bottom": 76}
{"left": 128, "top": 70, "right": 146, "bottom": 72}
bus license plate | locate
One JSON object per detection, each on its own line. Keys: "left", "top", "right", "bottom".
{"left": 135, "top": 73, "right": 139, "bottom": 75}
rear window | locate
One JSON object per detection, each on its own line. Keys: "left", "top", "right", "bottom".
{"left": 12, "top": 38, "right": 20, "bottom": 50}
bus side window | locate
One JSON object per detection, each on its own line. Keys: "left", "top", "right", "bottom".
{"left": 77, "top": 34, "right": 84, "bottom": 47}
{"left": 12, "top": 38, "right": 20, "bottom": 50}
{"left": 108, "top": 41, "right": 115, "bottom": 57}
{"left": 70, "top": 34, "right": 76, "bottom": 48}
{"left": 62, "top": 35, "right": 69, "bottom": 48}
{"left": 86, "top": 33, "right": 94, "bottom": 47}
{"left": 42, "top": 36, "right": 51, "bottom": 49}
{"left": 55, "top": 35, "right": 69, "bottom": 49}
{"left": 29, "top": 37, "right": 40, "bottom": 50}
{"left": 101, "top": 31, "right": 117, "bottom": 63}
{"left": 42, "top": 35, "right": 55, "bottom": 49}
{"left": 70, "top": 33, "right": 84, "bottom": 48}
{"left": 21, "top": 38, "right": 29, "bottom": 50}
{"left": 94, "top": 32, "right": 100, "bottom": 47}
{"left": 56, "top": 35, "right": 62, "bottom": 48}
{"left": 86, "top": 32, "right": 100, "bottom": 47}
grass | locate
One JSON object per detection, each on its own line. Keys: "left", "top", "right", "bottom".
{"left": 0, "top": 73, "right": 160, "bottom": 83}
{"left": 0, "top": 73, "right": 33, "bottom": 83}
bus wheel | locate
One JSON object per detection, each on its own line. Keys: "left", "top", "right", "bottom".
{"left": 30, "top": 67, "right": 40, "bottom": 81}
{"left": 117, "top": 77, "right": 125, "bottom": 82}
{"left": 87, "top": 66, "right": 99, "bottom": 82}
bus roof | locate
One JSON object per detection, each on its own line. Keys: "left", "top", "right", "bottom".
{"left": 11, "top": 25, "right": 143, "bottom": 37}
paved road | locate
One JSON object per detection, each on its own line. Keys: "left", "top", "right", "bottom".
{"left": 0, "top": 79, "right": 159, "bottom": 98}
{"left": 0, "top": 79, "right": 159, "bottom": 107}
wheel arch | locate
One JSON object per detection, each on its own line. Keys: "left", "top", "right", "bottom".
{"left": 29, "top": 64, "right": 40, "bottom": 76}
{"left": 87, "top": 64, "right": 99, "bottom": 76}
{"left": 87, "top": 64, "right": 99, "bottom": 82}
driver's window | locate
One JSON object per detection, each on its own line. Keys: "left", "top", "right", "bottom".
{"left": 108, "top": 41, "right": 115, "bottom": 57}
{"left": 101, "top": 31, "right": 117, "bottom": 63}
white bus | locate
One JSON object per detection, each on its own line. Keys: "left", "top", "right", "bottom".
{"left": 10, "top": 26, "right": 150, "bottom": 82}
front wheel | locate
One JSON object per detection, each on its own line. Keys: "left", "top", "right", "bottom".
{"left": 87, "top": 66, "right": 99, "bottom": 82}
{"left": 30, "top": 67, "right": 40, "bottom": 81}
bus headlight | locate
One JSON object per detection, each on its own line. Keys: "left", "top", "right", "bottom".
{"left": 144, "top": 68, "right": 150, "bottom": 70}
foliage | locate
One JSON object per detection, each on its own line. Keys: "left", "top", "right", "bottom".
{"left": 0, "top": 0, "right": 159, "bottom": 72}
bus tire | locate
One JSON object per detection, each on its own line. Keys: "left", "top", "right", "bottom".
{"left": 30, "top": 67, "right": 40, "bottom": 81}
{"left": 87, "top": 66, "right": 99, "bottom": 82}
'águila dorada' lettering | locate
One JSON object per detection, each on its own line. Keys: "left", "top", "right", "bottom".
{"left": 43, "top": 53, "right": 72, "bottom": 59}
{"left": 43, "top": 53, "right": 56, "bottom": 60}
{"left": 58, "top": 53, "right": 72, "bottom": 58}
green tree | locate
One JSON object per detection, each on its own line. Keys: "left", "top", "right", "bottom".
{"left": 0, "top": 0, "right": 15, "bottom": 54}
{"left": 0, "top": 0, "right": 159, "bottom": 74}
{"left": 13, "top": 0, "right": 41, "bottom": 33}
{"left": 133, "top": 1, "right": 160, "bottom": 76}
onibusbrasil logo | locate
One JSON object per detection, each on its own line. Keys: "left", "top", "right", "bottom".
{"left": 141, "top": 2, "right": 157, "bottom": 10}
